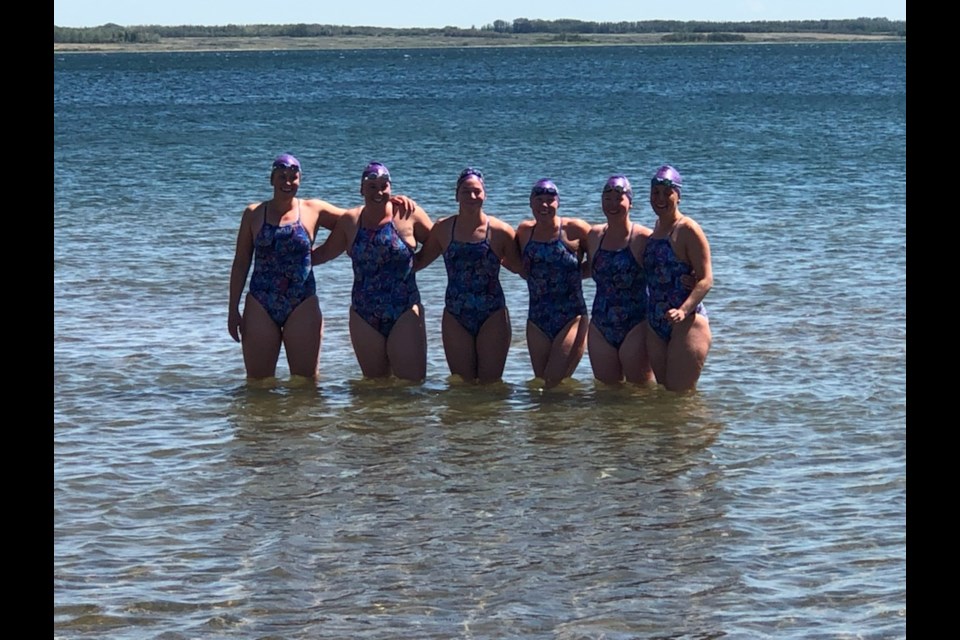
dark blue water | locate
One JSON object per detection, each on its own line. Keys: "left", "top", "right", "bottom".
{"left": 54, "top": 43, "right": 906, "bottom": 639}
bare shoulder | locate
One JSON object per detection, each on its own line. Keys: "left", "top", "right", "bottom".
{"left": 634, "top": 221, "right": 653, "bottom": 235}
{"left": 487, "top": 214, "right": 517, "bottom": 236}
{"left": 679, "top": 216, "right": 709, "bottom": 242}
{"left": 434, "top": 215, "right": 456, "bottom": 230}
{"left": 516, "top": 218, "right": 536, "bottom": 238}
{"left": 564, "top": 217, "right": 592, "bottom": 239}
{"left": 337, "top": 206, "right": 362, "bottom": 228}
{"left": 242, "top": 201, "right": 263, "bottom": 217}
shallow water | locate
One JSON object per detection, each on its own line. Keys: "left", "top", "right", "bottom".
{"left": 54, "top": 42, "right": 906, "bottom": 638}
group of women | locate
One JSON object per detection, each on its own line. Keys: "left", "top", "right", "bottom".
{"left": 228, "top": 155, "right": 713, "bottom": 392}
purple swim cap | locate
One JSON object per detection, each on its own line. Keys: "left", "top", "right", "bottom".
{"left": 530, "top": 179, "right": 559, "bottom": 198}
{"left": 456, "top": 167, "right": 484, "bottom": 190}
{"left": 361, "top": 162, "right": 391, "bottom": 182}
{"left": 603, "top": 175, "right": 633, "bottom": 202}
{"left": 272, "top": 153, "right": 301, "bottom": 172}
{"left": 651, "top": 165, "right": 682, "bottom": 194}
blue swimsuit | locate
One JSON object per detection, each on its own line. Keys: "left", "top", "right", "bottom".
{"left": 522, "top": 219, "right": 587, "bottom": 341}
{"left": 642, "top": 235, "right": 706, "bottom": 342}
{"left": 249, "top": 202, "right": 316, "bottom": 328}
{"left": 443, "top": 217, "right": 506, "bottom": 337}
{"left": 350, "top": 219, "right": 421, "bottom": 338}
{"left": 591, "top": 225, "right": 647, "bottom": 349}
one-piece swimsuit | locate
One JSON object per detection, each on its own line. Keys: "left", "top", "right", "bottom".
{"left": 443, "top": 216, "right": 506, "bottom": 337}
{"left": 522, "top": 219, "right": 587, "bottom": 341}
{"left": 591, "top": 224, "right": 647, "bottom": 349}
{"left": 350, "top": 219, "right": 421, "bottom": 338}
{"left": 249, "top": 200, "right": 316, "bottom": 328}
{"left": 642, "top": 231, "right": 706, "bottom": 342}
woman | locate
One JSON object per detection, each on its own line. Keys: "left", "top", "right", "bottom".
{"left": 312, "top": 162, "right": 433, "bottom": 382}
{"left": 642, "top": 165, "right": 713, "bottom": 392}
{"left": 517, "top": 179, "right": 592, "bottom": 388}
{"left": 227, "top": 153, "right": 347, "bottom": 379}
{"left": 586, "top": 175, "right": 655, "bottom": 385}
{"left": 414, "top": 168, "right": 523, "bottom": 384}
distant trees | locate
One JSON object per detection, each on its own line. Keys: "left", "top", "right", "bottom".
{"left": 54, "top": 23, "right": 160, "bottom": 43}
{"left": 54, "top": 18, "right": 906, "bottom": 44}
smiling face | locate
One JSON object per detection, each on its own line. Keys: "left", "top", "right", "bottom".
{"left": 649, "top": 183, "right": 680, "bottom": 216}
{"left": 361, "top": 176, "right": 392, "bottom": 205}
{"left": 456, "top": 176, "right": 485, "bottom": 212}
{"left": 529, "top": 189, "right": 559, "bottom": 219}
{"left": 271, "top": 167, "right": 301, "bottom": 196}
{"left": 601, "top": 183, "right": 631, "bottom": 217}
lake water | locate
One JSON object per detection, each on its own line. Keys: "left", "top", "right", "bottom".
{"left": 54, "top": 42, "right": 906, "bottom": 639}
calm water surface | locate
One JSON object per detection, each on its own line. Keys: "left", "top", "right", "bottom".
{"left": 54, "top": 43, "right": 906, "bottom": 639}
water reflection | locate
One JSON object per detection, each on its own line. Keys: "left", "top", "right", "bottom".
{"left": 218, "top": 383, "right": 735, "bottom": 637}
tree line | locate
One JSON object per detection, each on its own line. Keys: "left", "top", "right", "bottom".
{"left": 54, "top": 18, "right": 905, "bottom": 44}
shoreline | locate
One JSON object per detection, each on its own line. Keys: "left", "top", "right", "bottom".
{"left": 54, "top": 32, "right": 903, "bottom": 53}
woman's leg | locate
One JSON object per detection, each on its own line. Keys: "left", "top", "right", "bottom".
{"left": 587, "top": 321, "right": 624, "bottom": 384}
{"left": 241, "top": 293, "right": 282, "bottom": 379}
{"left": 620, "top": 321, "right": 654, "bottom": 385}
{"left": 442, "top": 310, "right": 479, "bottom": 382}
{"left": 475, "top": 307, "right": 511, "bottom": 385}
{"left": 349, "top": 307, "right": 390, "bottom": 378}
{"left": 543, "top": 314, "right": 588, "bottom": 388}
{"left": 387, "top": 304, "right": 427, "bottom": 382}
{"left": 281, "top": 295, "right": 322, "bottom": 379}
{"left": 665, "top": 315, "right": 711, "bottom": 392}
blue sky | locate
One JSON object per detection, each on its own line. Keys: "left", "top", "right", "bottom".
{"left": 54, "top": 1, "right": 906, "bottom": 29}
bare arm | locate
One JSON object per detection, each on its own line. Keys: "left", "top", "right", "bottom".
{"left": 390, "top": 194, "right": 419, "bottom": 220}
{"left": 674, "top": 219, "right": 713, "bottom": 319}
{"left": 494, "top": 219, "right": 524, "bottom": 276}
{"left": 412, "top": 206, "right": 434, "bottom": 246}
{"left": 228, "top": 205, "right": 257, "bottom": 342}
{"left": 413, "top": 216, "right": 447, "bottom": 272}
{"left": 569, "top": 218, "right": 593, "bottom": 280}
{"left": 514, "top": 221, "right": 534, "bottom": 279}
{"left": 304, "top": 198, "right": 347, "bottom": 232}
{"left": 582, "top": 224, "right": 605, "bottom": 281}
{"left": 311, "top": 214, "right": 351, "bottom": 266}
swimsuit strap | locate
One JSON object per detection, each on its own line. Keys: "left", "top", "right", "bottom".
{"left": 262, "top": 199, "right": 302, "bottom": 229}
{"left": 603, "top": 223, "right": 637, "bottom": 250}
{"left": 658, "top": 215, "right": 683, "bottom": 241}
{"left": 449, "top": 215, "right": 489, "bottom": 246}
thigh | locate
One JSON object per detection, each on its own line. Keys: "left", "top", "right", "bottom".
{"left": 665, "top": 315, "right": 712, "bottom": 392}
{"left": 281, "top": 295, "right": 322, "bottom": 379}
{"left": 349, "top": 307, "right": 390, "bottom": 378}
{"left": 526, "top": 320, "right": 553, "bottom": 380}
{"left": 442, "top": 309, "right": 479, "bottom": 382}
{"left": 387, "top": 304, "right": 427, "bottom": 382}
{"left": 544, "top": 314, "right": 588, "bottom": 387}
{"left": 475, "top": 307, "right": 511, "bottom": 384}
{"left": 645, "top": 328, "right": 669, "bottom": 387}
{"left": 620, "top": 321, "right": 654, "bottom": 386}
{"left": 241, "top": 293, "right": 282, "bottom": 379}
{"left": 588, "top": 321, "right": 624, "bottom": 384}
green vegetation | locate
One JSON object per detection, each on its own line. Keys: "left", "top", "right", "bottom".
{"left": 54, "top": 17, "right": 905, "bottom": 45}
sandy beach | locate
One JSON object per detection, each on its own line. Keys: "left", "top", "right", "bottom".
{"left": 54, "top": 31, "right": 902, "bottom": 53}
